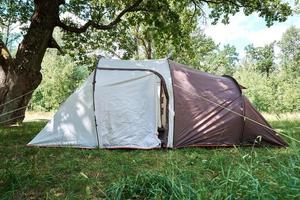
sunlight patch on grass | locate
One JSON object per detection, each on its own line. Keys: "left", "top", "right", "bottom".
{"left": 24, "top": 111, "right": 54, "bottom": 122}
{"left": 263, "top": 112, "right": 300, "bottom": 122}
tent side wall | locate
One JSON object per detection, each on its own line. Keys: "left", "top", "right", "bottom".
{"left": 29, "top": 59, "right": 176, "bottom": 149}
{"left": 169, "top": 61, "right": 244, "bottom": 147}
{"left": 28, "top": 72, "right": 98, "bottom": 148}
{"left": 169, "top": 61, "right": 287, "bottom": 147}
{"left": 241, "top": 96, "right": 288, "bottom": 146}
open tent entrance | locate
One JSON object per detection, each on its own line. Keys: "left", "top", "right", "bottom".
{"left": 94, "top": 68, "right": 169, "bottom": 148}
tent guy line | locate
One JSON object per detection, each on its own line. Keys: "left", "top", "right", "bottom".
{"left": 0, "top": 115, "right": 25, "bottom": 125}
{"left": 0, "top": 89, "right": 35, "bottom": 108}
{"left": 0, "top": 105, "right": 28, "bottom": 117}
{"left": 173, "top": 84, "right": 300, "bottom": 144}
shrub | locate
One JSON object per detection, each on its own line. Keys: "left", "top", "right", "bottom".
{"left": 29, "top": 50, "right": 90, "bottom": 111}
{"left": 234, "top": 68, "right": 300, "bottom": 113}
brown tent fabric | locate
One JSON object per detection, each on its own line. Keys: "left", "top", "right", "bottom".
{"left": 168, "top": 60, "right": 287, "bottom": 148}
{"left": 241, "top": 97, "right": 288, "bottom": 146}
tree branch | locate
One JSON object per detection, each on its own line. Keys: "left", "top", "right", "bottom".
{"left": 48, "top": 37, "right": 63, "bottom": 54}
{"left": 198, "top": 0, "right": 242, "bottom": 8}
{"left": 57, "top": 0, "right": 144, "bottom": 33}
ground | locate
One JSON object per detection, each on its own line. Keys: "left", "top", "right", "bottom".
{"left": 0, "top": 112, "right": 299, "bottom": 199}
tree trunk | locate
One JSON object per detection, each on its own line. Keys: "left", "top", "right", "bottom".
{"left": 0, "top": 0, "right": 63, "bottom": 125}
{"left": 0, "top": 40, "right": 13, "bottom": 115}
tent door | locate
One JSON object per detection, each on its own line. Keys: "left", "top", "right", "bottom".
{"left": 94, "top": 69, "right": 164, "bottom": 148}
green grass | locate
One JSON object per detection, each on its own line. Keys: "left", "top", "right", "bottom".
{"left": 0, "top": 117, "right": 300, "bottom": 200}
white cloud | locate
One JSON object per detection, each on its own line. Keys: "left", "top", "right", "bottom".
{"left": 203, "top": 13, "right": 248, "bottom": 44}
{"left": 203, "top": 12, "right": 300, "bottom": 57}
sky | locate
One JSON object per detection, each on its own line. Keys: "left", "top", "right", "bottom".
{"left": 203, "top": 12, "right": 300, "bottom": 58}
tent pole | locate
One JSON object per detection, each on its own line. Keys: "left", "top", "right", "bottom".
{"left": 92, "top": 67, "right": 100, "bottom": 148}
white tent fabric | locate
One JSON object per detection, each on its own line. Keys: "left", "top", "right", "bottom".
{"left": 28, "top": 73, "right": 98, "bottom": 148}
{"left": 98, "top": 59, "right": 175, "bottom": 147}
{"left": 28, "top": 59, "right": 175, "bottom": 148}
{"left": 95, "top": 70, "right": 161, "bottom": 148}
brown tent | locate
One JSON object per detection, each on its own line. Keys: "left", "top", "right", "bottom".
{"left": 169, "top": 60, "right": 287, "bottom": 148}
{"left": 28, "top": 59, "right": 287, "bottom": 148}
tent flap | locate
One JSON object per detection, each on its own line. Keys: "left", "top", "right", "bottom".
{"left": 94, "top": 69, "right": 161, "bottom": 148}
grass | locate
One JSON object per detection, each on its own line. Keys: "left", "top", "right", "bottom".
{"left": 0, "top": 114, "right": 300, "bottom": 199}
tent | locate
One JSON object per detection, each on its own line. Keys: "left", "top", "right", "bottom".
{"left": 28, "top": 59, "right": 287, "bottom": 148}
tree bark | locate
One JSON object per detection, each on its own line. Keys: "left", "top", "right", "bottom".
{"left": 0, "top": 40, "right": 12, "bottom": 113}
{"left": 0, "top": 1, "right": 62, "bottom": 125}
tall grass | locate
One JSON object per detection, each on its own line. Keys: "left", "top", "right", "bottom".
{"left": 0, "top": 114, "right": 299, "bottom": 199}
{"left": 106, "top": 171, "right": 198, "bottom": 200}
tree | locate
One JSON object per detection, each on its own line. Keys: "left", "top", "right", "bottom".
{"left": 196, "top": 44, "right": 239, "bottom": 75}
{"left": 29, "top": 49, "right": 90, "bottom": 111}
{"left": 244, "top": 43, "right": 276, "bottom": 77}
{"left": 0, "top": 0, "right": 293, "bottom": 125}
{"left": 0, "top": 1, "right": 31, "bottom": 48}
{"left": 63, "top": 1, "right": 202, "bottom": 64}
{"left": 278, "top": 26, "right": 300, "bottom": 76}
{"left": 293, "top": 0, "right": 300, "bottom": 13}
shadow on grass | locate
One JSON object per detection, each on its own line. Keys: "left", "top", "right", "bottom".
{"left": 0, "top": 121, "right": 47, "bottom": 146}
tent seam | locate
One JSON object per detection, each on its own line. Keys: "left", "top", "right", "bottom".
{"left": 167, "top": 59, "right": 175, "bottom": 148}
{"left": 240, "top": 95, "right": 246, "bottom": 145}
{"left": 92, "top": 68, "right": 100, "bottom": 148}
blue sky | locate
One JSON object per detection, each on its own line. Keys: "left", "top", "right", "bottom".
{"left": 203, "top": 11, "right": 300, "bottom": 58}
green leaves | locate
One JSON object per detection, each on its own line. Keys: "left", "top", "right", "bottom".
{"left": 0, "top": 0, "right": 33, "bottom": 25}
{"left": 245, "top": 43, "right": 276, "bottom": 76}
{"left": 208, "top": 0, "right": 292, "bottom": 27}
{"left": 1, "top": 0, "right": 294, "bottom": 61}
{"left": 235, "top": 26, "right": 300, "bottom": 113}
{"left": 278, "top": 26, "right": 300, "bottom": 76}
{"left": 62, "top": 0, "right": 202, "bottom": 62}
{"left": 29, "top": 49, "right": 90, "bottom": 111}
{"left": 58, "top": 0, "right": 293, "bottom": 66}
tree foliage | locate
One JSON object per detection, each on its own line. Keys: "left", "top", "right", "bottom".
{"left": 234, "top": 68, "right": 300, "bottom": 113}
{"left": 234, "top": 26, "right": 300, "bottom": 113}
{"left": 0, "top": 1, "right": 33, "bottom": 25}
{"left": 61, "top": 0, "right": 292, "bottom": 66}
{"left": 244, "top": 43, "right": 276, "bottom": 76}
{"left": 62, "top": 0, "right": 203, "bottom": 68}
{"left": 29, "top": 50, "right": 90, "bottom": 111}
{"left": 0, "top": 0, "right": 30, "bottom": 50}
{"left": 208, "top": 0, "right": 291, "bottom": 27}
{"left": 196, "top": 44, "right": 239, "bottom": 75}
{"left": 278, "top": 26, "right": 300, "bottom": 76}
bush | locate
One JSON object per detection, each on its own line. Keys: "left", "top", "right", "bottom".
{"left": 234, "top": 68, "right": 300, "bottom": 113}
{"left": 29, "top": 50, "right": 90, "bottom": 111}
